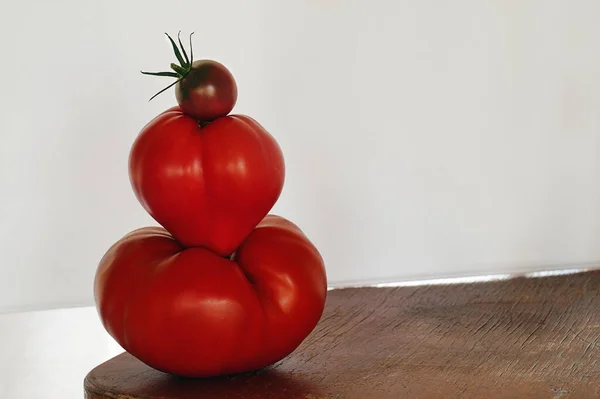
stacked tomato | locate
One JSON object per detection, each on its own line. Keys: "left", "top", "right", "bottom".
{"left": 93, "top": 33, "right": 327, "bottom": 378}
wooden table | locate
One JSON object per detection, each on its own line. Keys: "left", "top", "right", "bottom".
{"left": 85, "top": 270, "right": 600, "bottom": 398}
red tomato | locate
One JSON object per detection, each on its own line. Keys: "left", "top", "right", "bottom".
{"left": 94, "top": 215, "right": 327, "bottom": 377}
{"left": 129, "top": 106, "right": 285, "bottom": 256}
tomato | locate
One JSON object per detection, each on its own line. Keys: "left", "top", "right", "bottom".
{"left": 141, "top": 33, "right": 237, "bottom": 121}
{"left": 175, "top": 59, "right": 237, "bottom": 121}
{"left": 97, "top": 32, "right": 327, "bottom": 378}
{"left": 129, "top": 106, "right": 285, "bottom": 256}
{"left": 94, "top": 215, "right": 327, "bottom": 377}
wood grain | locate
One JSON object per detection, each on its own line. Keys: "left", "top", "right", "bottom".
{"left": 85, "top": 270, "right": 600, "bottom": 398}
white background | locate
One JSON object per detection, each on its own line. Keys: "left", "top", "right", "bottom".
{"left": 1, "top": 0, "right": 599, "bottom": 313}
{"left": 0, "top": 307, "right": 122, "bottom": 397}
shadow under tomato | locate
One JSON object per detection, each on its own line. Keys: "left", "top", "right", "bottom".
{"left": 143, "top": 366, "right": 328, "bottom": 399}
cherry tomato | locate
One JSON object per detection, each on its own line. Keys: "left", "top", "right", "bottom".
{"left": 141, "top": 33, "right": 237, "bottom": 121}
{"left": 175, "top": 59, "right": 237, "bottom": 121}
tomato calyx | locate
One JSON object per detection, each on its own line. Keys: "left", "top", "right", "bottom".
{"left": 141, "top": 31, "right": 195, "bottom": 101}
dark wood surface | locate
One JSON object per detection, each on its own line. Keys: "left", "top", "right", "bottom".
{"left": 85, "top": 270, "right": 600, "bottom": 398}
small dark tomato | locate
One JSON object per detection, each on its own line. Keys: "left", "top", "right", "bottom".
{"left": 176, "top": 60, "right": 238, "bottom": 122}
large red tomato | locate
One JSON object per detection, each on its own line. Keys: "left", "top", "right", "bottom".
{"left": 94, "top": 215, "right": 327, "bottom": 377}
{"left": 129, "top": 106, "right": 284, "bottom": 256}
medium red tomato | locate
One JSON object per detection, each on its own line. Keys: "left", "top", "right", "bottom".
{"left": 94, "top": 215, "right": 327, "bottom": 377}
{"left": 129, "top": 106, "right": 285, "bottom": 256}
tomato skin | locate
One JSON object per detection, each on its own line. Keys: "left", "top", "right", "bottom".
{"left": 94, "top": 215, "right": 327, "bottom": 377}
{"left": 129, "top": 106, "right": 285, "bottom": 256}
{"left": 175, "top": 59, "right": 238, "bottom": 121}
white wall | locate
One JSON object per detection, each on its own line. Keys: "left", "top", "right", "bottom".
{"left": 1, "top": 0, "right": 599, "bottom": 312}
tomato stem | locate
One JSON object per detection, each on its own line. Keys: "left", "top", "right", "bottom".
{"left": 177, "top": 31, "right": 190, "bottom": 67}
{"left": 147, "top": 78, "right": 183, "bottom": 102}
{"left": 141, "top": 31, "right": 196, "bottom": 102}
{"left": 165, "top": 32, "right": 187, "bottom": 68}
{"left": 170, "top": 63, "right": 187, "bottom": 76}
{"left": 140, "top": 71, "right": 179, "bottom": 78}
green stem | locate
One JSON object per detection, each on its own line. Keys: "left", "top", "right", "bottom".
{"left": 170, "top": 63, "right": 188, "bottom": 76}
{"left": 141, "top": 31, "right": 196, "bottom": 101}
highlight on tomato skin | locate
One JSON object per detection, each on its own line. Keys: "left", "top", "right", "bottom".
{"left": 141, "top": 31, "right": 238, "bottom": 122}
